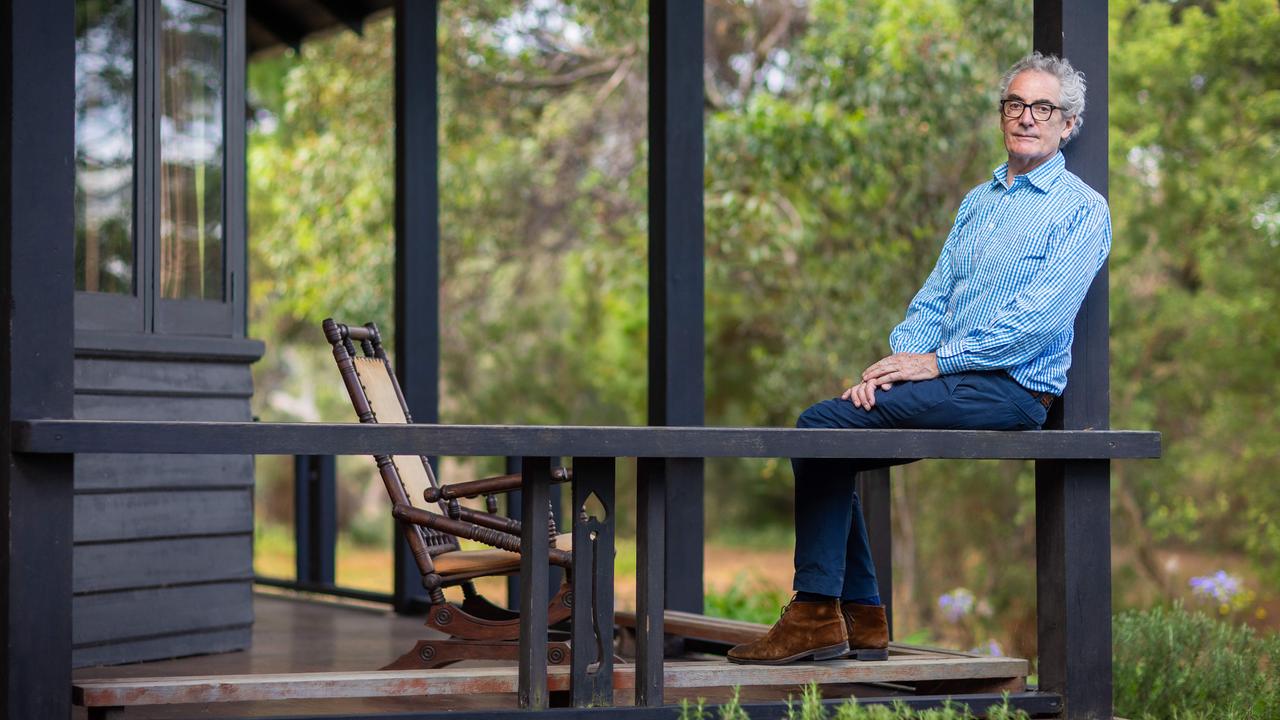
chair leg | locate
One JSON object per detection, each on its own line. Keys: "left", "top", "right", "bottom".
{"left": 425, "top": 583, "right": 573, "bottom": 641}
{"left": 383, "top": 639, "right": 572, "bottom": 670}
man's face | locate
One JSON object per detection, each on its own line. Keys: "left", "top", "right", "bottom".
{"left": 1001, "top": 70, "right": 1076, "bottom": 169}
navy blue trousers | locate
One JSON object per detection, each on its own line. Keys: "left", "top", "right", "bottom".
{"left": 792, "top": 371, "right": 1049, "bottom": 600}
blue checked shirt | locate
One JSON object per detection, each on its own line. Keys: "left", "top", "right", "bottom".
{"left": 888, "top": 151, "right": 1111, "bottom": 395}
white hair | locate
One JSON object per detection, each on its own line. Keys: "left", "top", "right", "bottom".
{"left": 999, "top": 52, "right": 1087, "bottom": 146}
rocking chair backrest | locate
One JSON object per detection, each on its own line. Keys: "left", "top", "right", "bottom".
{"left": 323, "top": 319, "right": 460, "bottom": 556}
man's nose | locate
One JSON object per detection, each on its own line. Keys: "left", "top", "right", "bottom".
{"left": 1018, "top": 109, "right": 1036, "bottom": 127}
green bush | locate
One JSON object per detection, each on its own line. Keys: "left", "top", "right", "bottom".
{"left": 704, "top": 575, "right": 792, "bottom": 626}
{"left": 1114, "top": 604, "right": 1280, "bottom": 719}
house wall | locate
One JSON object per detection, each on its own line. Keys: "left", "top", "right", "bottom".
{"left": 71, "top": 335, "right": 261, "bottom": 667}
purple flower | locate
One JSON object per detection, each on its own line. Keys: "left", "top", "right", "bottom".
{"left": 970, "top": 639, "right": 1004, "bottom": 657}
{"left": 938, "top": 588, "right": 976, "bottom": 622}
{"left": 1189, "top": 570, "right": 1243, "bottom": 604}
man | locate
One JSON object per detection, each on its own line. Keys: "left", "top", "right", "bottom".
{"left": 727, "top": 52, "right": 1112, "bottom": 665}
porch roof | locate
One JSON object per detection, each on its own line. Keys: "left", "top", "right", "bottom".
{"left": 248, "top": 0, "right": 393, "bottom": 56}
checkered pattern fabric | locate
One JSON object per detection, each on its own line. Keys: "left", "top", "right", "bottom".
{"left": 889, "top": 151, "right": 1111, "bottom": 395}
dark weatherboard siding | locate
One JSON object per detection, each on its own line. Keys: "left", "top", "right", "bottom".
{"left": 72, "top": 351, "right": 256, "bottom": 667}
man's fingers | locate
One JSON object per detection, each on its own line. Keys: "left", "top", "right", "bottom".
{"left": 864, "top": 381, "right": 877, "bottom": 408}
{"left": 880, "top": 381, "right": 894, "bottom": 391}
{"left": 851, "top": 382, "right": 868, "bottom": 409}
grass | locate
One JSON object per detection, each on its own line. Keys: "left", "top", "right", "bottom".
{"left": 675, "top": 684, "right": 1029, "bottom": 719}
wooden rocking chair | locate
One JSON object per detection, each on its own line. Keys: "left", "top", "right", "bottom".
{"left": 323, "top": 319, "right": 576, "bottom": 669}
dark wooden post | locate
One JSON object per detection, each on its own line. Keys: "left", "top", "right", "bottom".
{"left": 294, "top": 455, "right": 337, "bottom": 585}
{"left": 1033, "top": 1, "right": 1112, "bottom": 717}
{"left": 856, "top": 468, "right": 893, "bottom": 637}
{"left": 518, "top": 457, "right": 553, "bottom": 710}
{"left": 393, "top": 0, "right": 439, "bottom": 614}
{"left": 1, "top": 1, "right": 76, "bottom": 717}
{"left": 570, "top": 457, "right": 616, "bottom": 707}
{"left": 635, "top": 457, "right": 667, "bottom": 707}
{"left": 648, "top": 0, "right": 705, "bottom": 617}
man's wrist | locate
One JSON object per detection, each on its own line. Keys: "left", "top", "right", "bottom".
{"left": 934, "top": 343, "right": 966, "bottom": 375}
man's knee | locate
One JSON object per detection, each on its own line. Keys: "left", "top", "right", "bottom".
{"left": 797, "top": 400, "right": 838, "bottom": 429}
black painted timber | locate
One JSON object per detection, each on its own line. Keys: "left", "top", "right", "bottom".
{"left": 2, "top": 1, "right": 75, "bottom": 718}
{"left": 13, "top": 420, "right": 1160, "bottom": 460}
{"left": 518, "top": 457, "right": 552, "bottom": 710}
{"left": 569, "top": 457, "right": 615, "bottom": 707}
{"left": 1033, "top": 2, "right": 1114, "bottom": 718}
{"left": 393, "top": 0, "right": 440, "bottom": 616}
{"left": 295, "top": 455, "right": 337, "bottom": 585}
{"left": 648, "top": 0, "right": 707, "bottom": 618}
{"left": 198, "top": 691, "right": 1063, "bottom": 719}
{"left": 856, "top": 468, "right": 893, "bottom": 637}
{"left": 635, "top": 457, "right": 666, "bottom": 706}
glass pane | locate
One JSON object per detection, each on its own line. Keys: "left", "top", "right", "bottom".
{"left": 75, "top": 0, "right": 135, "bottom": 294}
{"left": 160, "top": 0, "right": 224, "bottom": 301}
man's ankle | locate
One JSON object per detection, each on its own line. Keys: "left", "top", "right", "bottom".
{"left": 793, "top": 591, "right": 836, "bottom": 603}
{"left": 841, "top": 594, "right": 882, "bottom": 606}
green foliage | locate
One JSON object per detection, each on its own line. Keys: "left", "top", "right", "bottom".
{"left": 1109, "top": 0, "right": 1280, "bottom": 588}
{"left": 247, "top": 0, "right": 1280, "bottom": 650}
{"left": 1114, "top": 604, "right": 1280, "bottom": 719}
{"left": 679, "top": 684, "right": 1028, "bottom": 719}
{"left": 705, "top": 575, "right": 792, "bottom": 625}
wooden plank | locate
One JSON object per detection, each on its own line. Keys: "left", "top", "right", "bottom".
{"left": 74, "top": 657, "right": 1028, "bottom": 707}
{"left": 73, "top": 582, "right": 253, "bottom": 647}
{"left": 74, "top": 331, "right": 265, "bottom": 363}
{"left": 635, "top": 458, "right": 666, "bottom": 706}
{"left": 75, "top": 357, "right": 253, "bottom": 397}
{"left": 13, "top": 420, "right": 1163, "bottom": 460}
{"left": 3, "top": 3, "right": 76, "bottom": 718}
{"left": 518, "top": 457, "right": 551, "bottom": 709}
{"left": 73, "top": 489, "right": 253, "bottom": 543}
{"left": 73, "top": 535, "right": 252, "bottom": 594}
{"left": 76, "top": 453, "right": 253, "bottom": 491}
{"left": 74, "top": 395, "right": 251, "bottom": 422}
{"left": 73, "top": 626, "right": 251, "bottom": 669}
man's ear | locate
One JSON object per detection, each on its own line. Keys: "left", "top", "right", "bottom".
{"left": 1060, "top": 115, "right": 1077, "bottom": 142}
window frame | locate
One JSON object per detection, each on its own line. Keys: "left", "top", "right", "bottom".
{"left": 74, "top": 0, "right": 245, "bottom": 340}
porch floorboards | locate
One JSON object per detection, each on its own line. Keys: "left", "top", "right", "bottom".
{"left": 72, "top": 592, "right": 1027, "bottom": 718}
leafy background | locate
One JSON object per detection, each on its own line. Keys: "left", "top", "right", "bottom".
{"left": 247, "top": 0, "right": 1280, "bottom": 666}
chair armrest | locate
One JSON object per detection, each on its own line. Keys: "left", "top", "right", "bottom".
{"left": 423, "top": 467, "right": 572, "bottom": 503}
{"left": 392, "top": 503, "right": 573, "bottom": 569}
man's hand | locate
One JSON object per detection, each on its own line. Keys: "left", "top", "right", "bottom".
{"left": 842, "top": 352, "right": 940, "bottom": 409}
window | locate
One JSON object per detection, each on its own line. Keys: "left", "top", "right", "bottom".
{"left": 159, "top": 0, "right": 224, "bottom": 302}
{"left": 74, "top": 0, "right": 241, "bottom": 337}
{"left": 75, "top": 0, "right": 136, "bottom": 296}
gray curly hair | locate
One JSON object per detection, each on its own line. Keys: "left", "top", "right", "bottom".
{"left": 999, "top": 52, "right": 1087, "bottom": 146}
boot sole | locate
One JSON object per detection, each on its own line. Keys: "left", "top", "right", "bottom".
{"left": 845, "top": 647, "right": 889, "bottom": 661}
{"left": 727, "top": 641, "right": 850, "bottom": 665}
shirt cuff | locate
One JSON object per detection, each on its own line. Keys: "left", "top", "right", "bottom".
{"left": 935, "top": 341, "right": 968, "bottom": 375}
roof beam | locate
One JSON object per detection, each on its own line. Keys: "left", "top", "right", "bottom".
{"left": 247, "top": 2, "right": 309, "bottom": 53}
{"left": 313, "top": 0, "right": 364, "bottom": 34}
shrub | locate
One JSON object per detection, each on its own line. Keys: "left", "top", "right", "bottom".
{"left": 1113, "top": 603, "right": 1280, "bottom": 719}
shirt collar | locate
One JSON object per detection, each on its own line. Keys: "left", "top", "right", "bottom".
{"left": 991, "top": 150, "right": 1066, "bottom": 192}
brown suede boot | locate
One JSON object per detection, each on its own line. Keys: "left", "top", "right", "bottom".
{"left": 839, "top": 602, "right": 889, "bottom": 661}
{"left": 727, "top": 598, "right": 849, "bottom": 665}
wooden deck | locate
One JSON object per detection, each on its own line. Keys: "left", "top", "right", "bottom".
{"left": 73, "top": 592, "right": 1029, "bottom": 718}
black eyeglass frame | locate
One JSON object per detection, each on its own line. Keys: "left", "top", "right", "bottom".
{"left": 999, "top": 99, "right": 1064, "bottom": 122}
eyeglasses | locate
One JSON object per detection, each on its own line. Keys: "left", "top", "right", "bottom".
{"left": 1000, "top": 99, "right": 1062, "bottom": 122}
